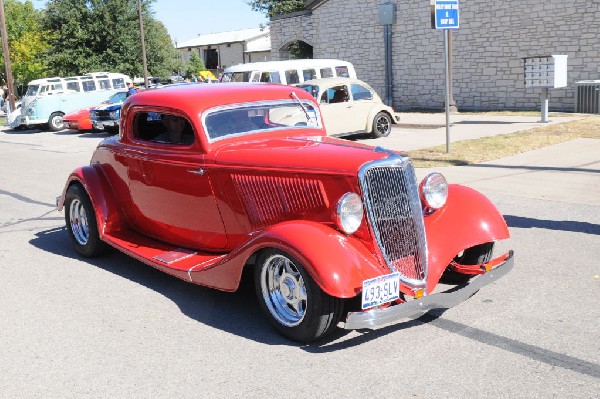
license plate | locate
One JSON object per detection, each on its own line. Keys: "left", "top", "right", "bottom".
{"left": 361, "top": 273, "right": 400, "bottom": 309}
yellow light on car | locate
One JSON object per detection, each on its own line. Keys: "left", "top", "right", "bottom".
{"left": 414, "top": 288, "right": 424, "bottom": 298}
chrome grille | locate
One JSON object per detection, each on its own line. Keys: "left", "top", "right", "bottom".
{"left": 232, "top": 174, "right": 329, "bottom": 228}
{"left": 359, "top": 155, "right": 427, "bottom": 287}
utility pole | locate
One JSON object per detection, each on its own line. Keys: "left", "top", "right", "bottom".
{"left": 137, "top": 0, "right": 149, "bottom": 89}
{"left": 0, "top": 0, "right": 16, "bottom": 112}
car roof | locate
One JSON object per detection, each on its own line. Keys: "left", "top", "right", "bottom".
{"left": 124, "top": 83, "right": 317, "bottom": 115}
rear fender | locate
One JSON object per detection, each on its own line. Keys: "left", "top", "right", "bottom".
{"left": 424, "top": 184, "right": 510, "bottom": 292}
{"left": 57, "top": 165, "right": 124, "bottom": 237}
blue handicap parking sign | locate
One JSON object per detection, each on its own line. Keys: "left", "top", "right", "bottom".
{"left": 435, "top": 0, "right": 460, "bottom": 29}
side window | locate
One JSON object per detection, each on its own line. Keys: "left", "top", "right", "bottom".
{"left": 335, "top": 66, "right": 350, "bottom": 77}
{"left": 329, "top": 85, "right": 349, "bottom": 103}
{"left": 98, "top": 79, "right": 111, "bottom": 90}
{"left": 351, "top": 84, "right": 373, "bottom": 101}
{"left": 112, "top": 78, "right": 125, "bottom": 89}
{"left": 259, "top": 71, "right": 280, "bottom": 83}
{"left": 320, "top": 68, "right": 334, "bottom": 78}
{"left": 133, "top": 112, "right": 195, "bottom": 145}
{"left": 250, "top": 71, "right": 260, "bottom": 82}
{"left": 82, "top": 81, "right": 97, "bottom": 92}
{"left": 302, "top": 69, "right": 317, "bottom": 81}
{"left": 285, "top": 70, "right": 300, "bottom": 84}
{"left": 66, "top": 82, "right": 80, "bottom": 92}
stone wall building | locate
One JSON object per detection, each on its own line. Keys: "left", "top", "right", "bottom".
{"left": 270, "top": 0, "right": 600, "bottom": 112}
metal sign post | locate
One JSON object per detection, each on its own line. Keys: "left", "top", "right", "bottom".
{"left": 432, "top": 0, "right": 459, "bottom": 153}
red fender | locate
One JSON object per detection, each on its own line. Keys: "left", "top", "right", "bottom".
{"left": 190, "top": 220, "right": 384, "bottom": 298}
{"left": 424, "top": 184, "right": 510, "bottom": 292}
{"left": 57, "top": 165, "right": 124, "bottom": 236}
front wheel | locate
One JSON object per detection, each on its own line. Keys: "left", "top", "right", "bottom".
{"left": 254, "top": 249, "right": 343, "bottom": 343}
{"left": 47, "top": 112, "right": 65, "bottom": 131}
{"left": 441, "top": 242, "right": 494, "bottom": 284}
{"left": 371, "top": 112, "right": 392, "bottom": 138}
{"left": 64, "top": 184, "right": 108, "bottom": 258}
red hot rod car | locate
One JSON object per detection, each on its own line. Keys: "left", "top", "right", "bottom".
{"left": 57, "top": 83, "right": 514, "bottom": 343}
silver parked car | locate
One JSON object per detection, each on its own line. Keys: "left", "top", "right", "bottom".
{"left": 297, "top": 77, "right": 399, "bottom": 138}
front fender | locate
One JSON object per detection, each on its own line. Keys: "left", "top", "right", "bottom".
{"left": 254, "top": 221, "right": 387, "bottom": 298}
{"left": 57, "top": 165, "right": 124, "bottom": 236}
{"left": 424, "top": 184, "right": 510, "bottom": 292}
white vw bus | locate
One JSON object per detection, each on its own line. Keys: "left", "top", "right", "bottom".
{"left": 221, "top": 59, "right": 357, "bottom": 85}
{"left": 12, "top": 72, "right": 131, "bottom": 131}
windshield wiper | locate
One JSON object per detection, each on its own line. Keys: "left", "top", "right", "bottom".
{"left": 290, "top": 92, "right": 311, "bottom": 122}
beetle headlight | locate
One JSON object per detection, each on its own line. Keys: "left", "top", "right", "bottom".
{"left": 419, "top": 172, "right": 448, "bottom": 211}
{"left": 335, "top": 192, "right": 363, "bottom": 234}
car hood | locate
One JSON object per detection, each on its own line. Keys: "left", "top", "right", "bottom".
{"left": 94, "top": 102, "right": 123, "bottom": 111}
{"left": 213, "top": 136, "right": 396, "bottom": 174}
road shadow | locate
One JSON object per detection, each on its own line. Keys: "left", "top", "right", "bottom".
{"left": 29, "top": 226, "right": 293, "bottom": 346}
{"left": 53, "top": 129, "right": 110, "bottom": 138}
{"left": 505, "top": 215, "right": 600, "bottom": 235}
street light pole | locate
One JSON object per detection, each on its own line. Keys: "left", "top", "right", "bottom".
{"left": 0, "top": 0, "right": 16, "bottom": 112}
{"left": 137, "top": 0, "right": 149, "bottom": 89}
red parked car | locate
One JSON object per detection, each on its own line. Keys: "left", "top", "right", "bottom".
{"left": 57, "top": 83, "right": 514, "bottom": 343}
{"left": 62, "top": 90, "right": 127, "bottom": 131}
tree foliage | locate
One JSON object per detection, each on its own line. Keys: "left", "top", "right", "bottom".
{"left": 247, "top": 0, "right": 305, "bottom": 18}
{"left": 41, "top": 0, "right": 177, "bottom": 79}
{"left": 1, "top": 0, "right": 50, "bottom": 91}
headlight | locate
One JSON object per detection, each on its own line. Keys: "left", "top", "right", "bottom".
{"left": 90, "top": 111, "right": 97, "bottom": 118}
{"left": 419, "top": 172, "right": 448, "bottom": 211}
{"left": 109, "top": 110, "right": 120, "bottom": 119}
{"left": 335, "top": 192, "right": 363, "bottom": 234}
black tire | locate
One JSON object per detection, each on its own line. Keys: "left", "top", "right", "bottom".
{"left": 47, "top": 112, "right": 65, "bottom": 131}
{"left": 64, "top": 184, "right": 108, "bottom": 258}
{"left": 371, "top": 112, "right": 392, "bottom": 138}
{"left": 441, "top": 242, "right": 494, "bottom": 284}
{"left": 254, "top": 249, "right": 344, "bottom": 343}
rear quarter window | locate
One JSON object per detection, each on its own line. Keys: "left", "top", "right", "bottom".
{"left": 351, "top": 84, "right": 373, "bottom": 101}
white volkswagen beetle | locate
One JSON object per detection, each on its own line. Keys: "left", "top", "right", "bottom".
{"left": 297, "top": 77, "right": 399, "bottom": 138}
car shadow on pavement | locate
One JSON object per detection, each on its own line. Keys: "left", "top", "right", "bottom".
{"left": 504, "top": 215, "right": 600, "bottom": 235}
{"left": 53, "top": 130, "right": 110, "bottom": 138}
{"left": 29, "top": 226, "right": 294, "bottom": 346}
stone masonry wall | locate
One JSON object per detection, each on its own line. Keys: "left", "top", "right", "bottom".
{"left": 270, "top": 0, "right": 600, "bottom": 111}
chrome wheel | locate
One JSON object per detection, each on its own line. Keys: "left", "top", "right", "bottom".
{"left": 260, "top": 253, "right": 307, "bottom": 327}
{"left": 69, "top": 197, "right": 90, "bottom": 246}
{"left": 48, "top": 112, "right": 65, "bottom": 131}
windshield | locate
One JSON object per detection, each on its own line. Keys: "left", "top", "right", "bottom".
{"left": 297, "top": 85, "right": 320, "bottom": 99}
{"left": 107, "top": 92, "right": 127, "bottom": 104}
{"left": 25, "top": 85, "right": 40, "bottom": 97}
{"left": 203, "top": 100, "right": 321, "bottom": 142}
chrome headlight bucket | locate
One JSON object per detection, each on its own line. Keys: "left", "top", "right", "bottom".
{"left": 335, "top": 192, "right": 363, "bottom": 234}
{"left": 419, "top": 172, "right": 448, "bottom": 212}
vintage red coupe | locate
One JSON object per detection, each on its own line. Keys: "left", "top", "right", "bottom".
{"left": 57, "top": 83, "right": 513, "bottom": 343}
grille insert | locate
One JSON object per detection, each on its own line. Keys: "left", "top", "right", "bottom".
{"left": 360, "top": 157, "right": 427, "bottom": 286}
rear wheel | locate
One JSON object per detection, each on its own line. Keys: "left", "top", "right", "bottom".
{"left": 64, "top": 184, "right": 108, "bottom": 258}
{"left": 441, "top": 242, "right": 494, "bottom": 284}
{"left": 47, "top": 112, "right": 65, "bottom": 131}
{"left": 371, "top": 112, "right": 392, "bottom": 138}
{"left": 254, "top": 249, "right": 343, "bottom": 343}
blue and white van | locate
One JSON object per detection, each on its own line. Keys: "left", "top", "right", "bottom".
{"left": 12, "top": 72, "right": 131, "bottom": 131}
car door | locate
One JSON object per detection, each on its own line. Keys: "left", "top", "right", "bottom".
{"left": 348, "top": 83, "right": 378, "bottom": 132}
{"left": 125, "top": 111, "right": 227, "bottom": 250}
{"left": 318, "top": 84, "right": 356, "bottom": 136}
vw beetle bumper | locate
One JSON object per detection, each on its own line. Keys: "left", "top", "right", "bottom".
{"left": 344, "top": 251, "right": 514, "bottom": 330}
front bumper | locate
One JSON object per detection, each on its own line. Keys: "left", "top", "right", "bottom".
{"left": 92, "top": 120, "right": 118, "bottom": 130}
{"left": 344, "top": 250, "right": 514, "bottom": 330}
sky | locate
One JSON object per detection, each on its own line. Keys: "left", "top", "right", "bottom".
{"left": 32, "top": 0, "right": 268, "bottom": 43}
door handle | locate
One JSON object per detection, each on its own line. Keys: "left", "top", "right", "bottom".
{"left": 187, "top": 168, "right": 205, "bottom": 175}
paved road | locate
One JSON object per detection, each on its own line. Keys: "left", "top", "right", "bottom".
{"left": 0, "top": 122, "right": 598, "bottom": 398}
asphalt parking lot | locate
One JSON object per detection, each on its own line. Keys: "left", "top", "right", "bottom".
{"left": 0, "top": 119, "right": 598, "bottom": 398}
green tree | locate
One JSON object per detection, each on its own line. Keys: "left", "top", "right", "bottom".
{"left": 186, "top": 51, "right": 205, "bottom": 77}
{"left": 42, "top": 0, "right": 176, "bottom": 79}
{"left": 247, "top": 0, "right": 305, "bottom": 18}
{"left": 1, "top": 0, "right": 50, "bottom": 92}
